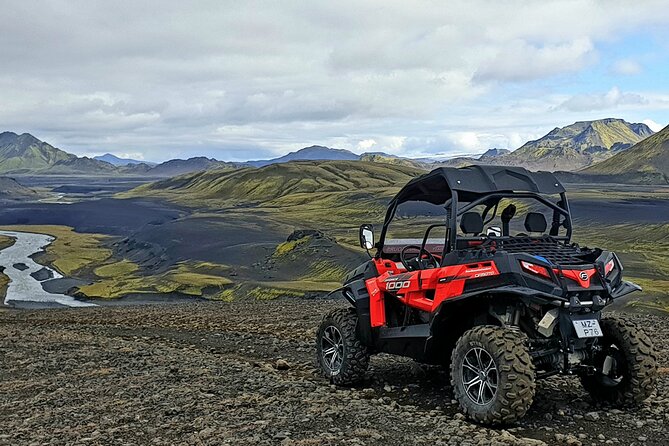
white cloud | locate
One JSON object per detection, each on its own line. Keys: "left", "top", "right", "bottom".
{"left": 643, "top": 119, "right": 665, "bottom": 132}
{"left": 475, "top": 38, "right": 596, "bottom": 82}
{"left": 558, "top": 87, "right": 649, "bottom": 112}
{"left": 611, "top": 59, "right": 643, "bottom": 75}
{"left": 357, "top": 139, "right": 377, "bottom": 151}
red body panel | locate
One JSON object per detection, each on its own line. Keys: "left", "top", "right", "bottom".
{"left": 368, "top": 259, "right": 500, "bottom": 327}
{"left": 558, "top": 268, "right": 597, "bottom": 288}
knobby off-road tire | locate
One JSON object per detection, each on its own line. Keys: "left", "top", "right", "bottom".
{"left": 316, "top": 308, "right": 369, "bottom": 385}
{"left": 450, "top": 325, "right": 535, "bottom": 425}
{"left": 580, "top": 316, "right": 657, "bottom": 406}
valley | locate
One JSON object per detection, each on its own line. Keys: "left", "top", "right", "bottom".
{"left": 0, "top": 161, "right": 667, "bottom": 313}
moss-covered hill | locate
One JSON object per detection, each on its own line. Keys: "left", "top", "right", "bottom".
{"left": 584, "top": 124, "right": 669, "bottom": 183}
{"left": 120, "top": 160, "right": 423, "bottom": 242}
{"left": 122, "top": 160, "right": 421, "bottom": 208}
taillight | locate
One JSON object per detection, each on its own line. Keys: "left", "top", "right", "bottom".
{"left": 520, "top": 260, "right": 551, "bottom": 279}
{"left": 604, "top": 258, "right": 615, "bottom": 276}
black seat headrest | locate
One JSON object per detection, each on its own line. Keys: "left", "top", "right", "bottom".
{"left": 524, "top": 212, "right": 547, "bottom": 233}
{"left": 460, "top": 212, "right": 484, "bottom": 235}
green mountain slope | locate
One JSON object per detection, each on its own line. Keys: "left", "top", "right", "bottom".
{"left": 500, "top": 118, "right": 653, "bottom": 171}
{"left": 127, "top": 160, "right": 420, "bottom": 203}
{"left": 359, "top": 153, "right": 426, "bottom": 169}
{"left": 584, "top": 123, "right": 669, "bottom": 183}
{"left": 121, "top": 160, "right": 422, "bottom": 231}
{"left": 0, "top": 132, "right": 74, "bottom": 173}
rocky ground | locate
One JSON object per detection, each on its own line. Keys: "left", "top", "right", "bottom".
{"left": 0, "top": 299, "right": 667, "bottom": 445}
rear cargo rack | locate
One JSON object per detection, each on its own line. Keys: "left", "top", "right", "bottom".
{"left": 487, "top": 236, "right": 591, "bottom": 266}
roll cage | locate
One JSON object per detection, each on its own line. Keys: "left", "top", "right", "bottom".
{"left": 375, "top": 165, "right": 572, "bottom": 259}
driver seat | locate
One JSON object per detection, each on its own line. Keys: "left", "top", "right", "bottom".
{"left": 456, "top": 212, "right": 485, "bottom": 249}
{"left": 460, "top": 212, "right": 484, "bottom": 235}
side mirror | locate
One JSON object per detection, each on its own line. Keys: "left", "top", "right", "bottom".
{"left": 359, "top": 224, "right": 374, "bottom": 250}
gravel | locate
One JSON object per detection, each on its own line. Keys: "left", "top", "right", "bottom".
{"left": 0, "top": 299, "right": 667, "bottom": 445}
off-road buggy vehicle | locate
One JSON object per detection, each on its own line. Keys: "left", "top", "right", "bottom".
{"left": 316, "top": 165, "right": 657, "bottom": 424}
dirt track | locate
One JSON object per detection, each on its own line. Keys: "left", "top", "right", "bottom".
{"left": 0, "top": 299, "right": 667, "bottom": 445}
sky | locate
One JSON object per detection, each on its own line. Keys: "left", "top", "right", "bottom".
{"left": 2, "top": 1, "right": 669, "bottom": 162}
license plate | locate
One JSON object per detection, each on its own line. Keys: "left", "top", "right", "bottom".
{"left": 572, "top": 319, "right": 603, "bottom": 338}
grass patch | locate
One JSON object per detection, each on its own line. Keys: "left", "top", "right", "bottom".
{"left": 274, "top": 237, "right": 310, "bottom": 257}
{"left": 78, "top": 260, "right": 233, "bottom": 299}
{"left": 94, "top": 260, "right": 140, "bottom": 278}
{"left": 248, "top": 285, "right": 305, "bottom": 300}
{"left": 0, "top": 235, "right": 16, "bottom": 251}
{"left": 0, "top": 235, "right": 16, "bottom": 301}
{"left": 0, "top": 268, "right": 9, "bottom": 301}
{"left": 302, "top": 260, "right": 349, "bottom": 283}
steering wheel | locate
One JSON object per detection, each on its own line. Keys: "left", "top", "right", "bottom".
{"left": 400, "top": 245, "right": 439, "bottom": 271}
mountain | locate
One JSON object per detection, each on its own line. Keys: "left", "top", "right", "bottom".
{"left": 479, "top": 148, "right": 510, "bottom": 160}
{"left": 42, "top": 156, "right": 119, "bottom": 174}
{"left": 0, "top": 132, "right": 74, "bottom": 173}
{"left": 584, "top": 123, "right": 669, "bottom": 183}
{"left": 0, "top": 132, "right": 138, "bottom": 175}
{"left": 498, "top": 118, "right": 654, "bottom": 171}
{"left": 146, "top": 157, "right": 240, "bottom": 177}
{"left": 94, "top": 153, "right": 155, "bottom": 166}
{"left": 248, "top": 145, "right": 359, "bottom": 167}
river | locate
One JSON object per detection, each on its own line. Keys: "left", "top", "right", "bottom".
{"left": 0, "top": 230, "right": 96, "bottom": 308}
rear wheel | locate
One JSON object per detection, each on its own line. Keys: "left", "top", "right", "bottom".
{"left": 580, "top": 317, "right": 657, "bottom": 406}
{"left": 316, "top": 308, "right": 369, "bottom": 385}
{"left": 450, "top": 325, "right": 535, "bottom": 425}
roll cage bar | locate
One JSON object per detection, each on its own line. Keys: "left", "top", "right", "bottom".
{"left": 374, "top": 165, "right": 572, "bottom": 258}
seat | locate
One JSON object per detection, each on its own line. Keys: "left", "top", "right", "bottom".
{"left": 460, "top": 212, "right": 484, "bottom": 235}
{"left": 524, "top": 212, "right": 547, "bottom": 233}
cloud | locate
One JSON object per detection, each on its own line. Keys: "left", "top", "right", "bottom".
{"left": 475, "top": 38, "right": 596, "bottom": 82}
{"left": 557, "top": 87, "right": 649, "bottom": 112}
{"left": 642, "top": 119, "right": 665, "bottom": 132}
{"left": 0, "top": 1, "right": 668, "bottom": 160}
{"left": 357, "top": 139, "right": 377, "bottom": 151}
{"left": 611, "top": 59, "right": 643, "bottom": 75}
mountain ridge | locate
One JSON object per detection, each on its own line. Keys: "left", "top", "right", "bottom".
{"left": 496, "top": 118, "right": 653, "bottom": 171}
{"left": 247, "top": 145, "right": 359, "bottom": 167}
{"left": 94, "top": 153, "right": 156, "bottom": 166}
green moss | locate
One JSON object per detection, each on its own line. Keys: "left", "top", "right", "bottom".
{"left": 274, "top": 237, "right": 310, "bottom": 256}
{"left": 247, "top": 286, "right": 304, "bottom": 300}
{"left": 79, "top": 261, "right": 233, "bottom": 299}
{"left": 303, "top": 260, "right": 349, "bottom": 282}
{"left": 94, "top": 260, "right": 139, "bottom": 278}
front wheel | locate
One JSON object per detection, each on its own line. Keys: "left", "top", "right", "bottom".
{"left": 450, "top": 325, "right": 535, "bottom": 425}
{"left": 580, "top": 317, "right": 657, "bottom": 406}
{"left": 316, "top": 308, "right": 369, "bottom": 385}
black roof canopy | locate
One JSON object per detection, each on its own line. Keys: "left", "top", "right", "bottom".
{"left": 390, "top": 165, "right": 566, "bottom": 206}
